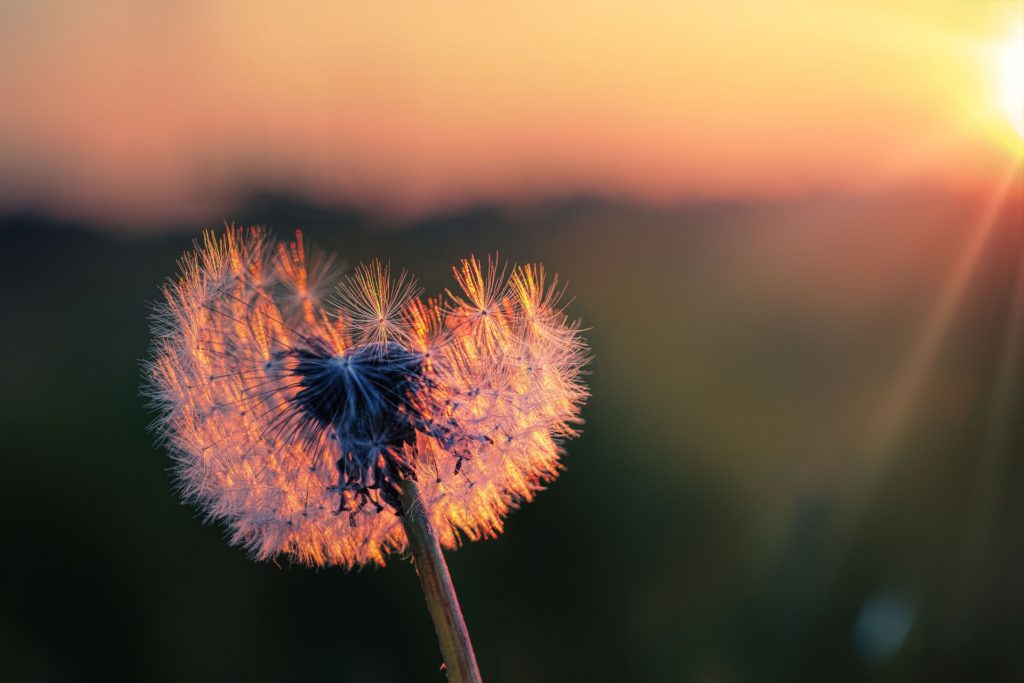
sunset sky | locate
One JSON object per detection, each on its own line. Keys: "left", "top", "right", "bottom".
{"left": 1, "top": 1, "right": 1021, "bottom": 226}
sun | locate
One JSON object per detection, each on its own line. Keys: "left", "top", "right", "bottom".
{"left": 999, "top": 28, "right": 1024, "bottom": 139}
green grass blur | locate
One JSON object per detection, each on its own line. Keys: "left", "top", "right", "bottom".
{"left": 1, "top": 190, "right": 1022, "bottom": 682}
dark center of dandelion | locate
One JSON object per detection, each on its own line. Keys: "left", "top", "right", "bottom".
{"left": 291, "top": 340, "right": 423, "bottom": 520}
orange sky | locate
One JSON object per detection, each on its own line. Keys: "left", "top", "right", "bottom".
{"left": 0, "top": 1, "right": 1020, "bottom": 226}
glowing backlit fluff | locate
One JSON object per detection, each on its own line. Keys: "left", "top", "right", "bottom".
{"left": 146, "top": 227, "right": 589, "bottom": 567}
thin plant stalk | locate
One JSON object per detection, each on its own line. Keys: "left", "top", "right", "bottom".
{"left": 398, "top": 479, "right": 483, "bottom": 683}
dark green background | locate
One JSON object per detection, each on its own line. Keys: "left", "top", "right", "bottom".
{"left": 2, "top": 190, "right": 1022, "bottom": 681}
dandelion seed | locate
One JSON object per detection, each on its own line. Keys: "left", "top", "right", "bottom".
{"left": 145, "top": 225, "right": 589, "bottom": 569}
{"left": 146, "top": 226, "right": 590, "bottom": 679}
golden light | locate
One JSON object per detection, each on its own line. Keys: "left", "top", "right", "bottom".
{"left": 999, "top": 28, "right": 1024, "bottom": 139}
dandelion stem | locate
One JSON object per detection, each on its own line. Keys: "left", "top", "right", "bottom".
{"left": 399, "top": 479, "right": 482, "bottom": 683}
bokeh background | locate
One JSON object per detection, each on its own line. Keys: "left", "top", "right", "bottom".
{"left": 2, "top": 2, "right": 1023, "bottom": 682}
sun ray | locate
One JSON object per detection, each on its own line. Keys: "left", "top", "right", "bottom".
{"left": 866, "top": 160, "right": 1020, "bottom": 459}
{"left": 954, "top": 196, "right": 1024, "bottom": 616}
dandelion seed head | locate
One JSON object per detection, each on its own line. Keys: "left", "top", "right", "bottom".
{"left": 146, "top": 226, "right": 589, "bottom": 568}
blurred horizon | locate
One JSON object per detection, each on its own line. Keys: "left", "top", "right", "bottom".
{"left": 3, "top": 185, "right": 1024, "bottom": 680}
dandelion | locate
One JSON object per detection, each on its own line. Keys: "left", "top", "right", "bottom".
{"left": 145, "top": 226, "right": 589, "bottom": 681}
